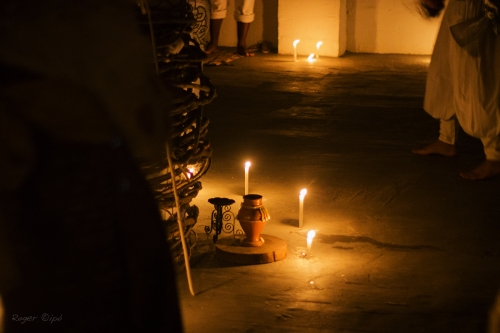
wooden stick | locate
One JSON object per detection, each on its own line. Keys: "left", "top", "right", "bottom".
{"left": 167, "top": 142, "right": 195, "bottom": 296}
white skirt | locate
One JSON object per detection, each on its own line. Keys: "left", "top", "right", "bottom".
{"left": 424, "top": 0, "right": 500, "bottom": 160}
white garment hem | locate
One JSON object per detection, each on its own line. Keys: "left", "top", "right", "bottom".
{"left": 484, "top": 148, "right": 500, "bottom": 161}
{"left": 211, "top": 10, "right": 227, "bottom": 19}
{"left": 234, "top": 13, "right": 254, "bottom": 23}
{"left": 438, "top": 118, "right": 457, "bottom": 145}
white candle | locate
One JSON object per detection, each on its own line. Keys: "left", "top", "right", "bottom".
{"left": 245, "top": 161, "right": 251, "bottom": 195}
{"left": 293, "top": 40, "right": 300, "bottom": 62}
{"left": 316, "top": 41, "right": 322, "bottom": 61}
{"left": 307, "top": 230, "right": 316, "bottom": 256}
{"left": 299, "top": 188, "right": 307, "bottom": 227}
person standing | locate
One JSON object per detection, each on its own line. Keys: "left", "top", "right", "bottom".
{"left": 205, "top": 0, "right": 255, "bottom": 56}
{"left": 413, "top": 0, "right": 500, "bottom": 180}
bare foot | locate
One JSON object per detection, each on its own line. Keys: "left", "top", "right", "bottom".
{"left": 205, "top": 43, "right": 218, "bottom": 55}
{"left": 412, "top": 140, "right": 457, "bottom": 157}
{"left": 460, "top": 160, "right": 500, "bottom": 180}
{"left": 237, "top": 45, "right": 255, "bottom": 57}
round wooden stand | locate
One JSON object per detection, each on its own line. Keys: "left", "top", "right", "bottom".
{"left": 215, "top": 234, "right": 287, "bottom": 265}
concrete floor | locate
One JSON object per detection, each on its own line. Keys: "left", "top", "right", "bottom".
{"left": 178, "top": 51, "right": 500, "bottom": 333}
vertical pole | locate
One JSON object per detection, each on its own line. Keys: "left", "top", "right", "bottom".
{"left": 167, "top": 142, "right": 195, "bottom": 296}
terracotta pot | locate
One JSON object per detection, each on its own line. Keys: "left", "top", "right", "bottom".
{"left": 236, "top": 194, "right": 270, "bottom": 247}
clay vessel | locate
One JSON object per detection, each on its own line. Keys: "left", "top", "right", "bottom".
{"left": 236, "top": 194, "right": 271, "bottom": 247}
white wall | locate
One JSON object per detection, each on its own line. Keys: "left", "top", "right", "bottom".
{"left": 214, "top": 0, "right": 443, "bottom": 56}
{"left": 278, "top": 0, "right": 347, "bottom": 57}
{"left": 346, "top": 0, "right": 443, "bottom": 54}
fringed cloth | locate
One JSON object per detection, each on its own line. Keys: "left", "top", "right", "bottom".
{"left": 239, "top": 204, "right": 271, "bottom": 222}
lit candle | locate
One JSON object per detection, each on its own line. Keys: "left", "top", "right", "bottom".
{"left": 307, "top": 230, "right": 316, "bottom": 256}
{"left": 299, "top": 188, "right": 307, "bottom": 227}
{"left": 316, "top": 41, "right": 322, "bottom": 61}
{"left": 307, "top": 54, "right": 317, "bottom": 63}
{"left": 187, "top": 167, "right": 194, "bottom": 179}
{"left": 293, "top": 40, "right": 300, "bottom": 62}
{"left": 245, "top": 161, "right": 251, "bottom": 195}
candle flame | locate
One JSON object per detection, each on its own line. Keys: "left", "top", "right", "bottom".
{"left": 316, "top": 41, "right": 323, "bottom": 49}
{"left": 300, "top": 188, "right": 307, "bottom": 197}
{"left": 293, "top": 40, "right": 300, "bottom": 47}
{"left": 245, "top": 161, "right": 251, "bottom": 169}
{"left": 187, "top": 167, "right": 195, "bottom": 179}
{"left": 307, "top": 230, "right": 316, "bottom": 239}
{"left": 307, "top": 54, "right": 317, "bottom": 63}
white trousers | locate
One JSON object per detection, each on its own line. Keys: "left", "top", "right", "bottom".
{"left": 425, "top": 0, "right": 500, "bottom": 161}
{"left": 210, "top": 0, "right": 255, "bottom": 23}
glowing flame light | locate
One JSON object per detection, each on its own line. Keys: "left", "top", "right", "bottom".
{"left": 300, "top": 188, "right": 308, "bottom": 198}
{"left": 187, "top": 167, "right": 195, "bottom": 179}
{"left": 307, "top": 230, "right": 316, "bottom": 256}
{"left": 307, "top": 230, "right": 316, "bottom": 239}
{"left": 307, "top": 54, "right": 317, "bottom": 63}
{"left": 245, "top": 161, "right": 251, "bottom": 170}
{"left": 293, "top": 40, "right": 300, "bottom": 62}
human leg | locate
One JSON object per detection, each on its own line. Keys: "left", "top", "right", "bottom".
{"left": 235, "top": 0, "right": 255, "bottom": 56}
{"left": 415, "top": 1, "right": 460, "bottom": 157}
{"left": 206, "top": 0, "right": 227, "bottom": 54}
{"left": 237, "top": 22, "right": 254, "bottom": 56}
{"left": 460, "top": 136, "right": 500, "bottom": 180}
{"left": 457, "top": 16, "right": 500, "bottom": 180}
{"left": 412, "top": 118, "right": 458, "bottom": 156}
{"left": 206, "top": 19, "right": 223, "bottom": 54}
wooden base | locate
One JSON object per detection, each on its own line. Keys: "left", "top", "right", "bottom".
{"left": 215, "top": 234, "right": 287, "bottom": 265}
